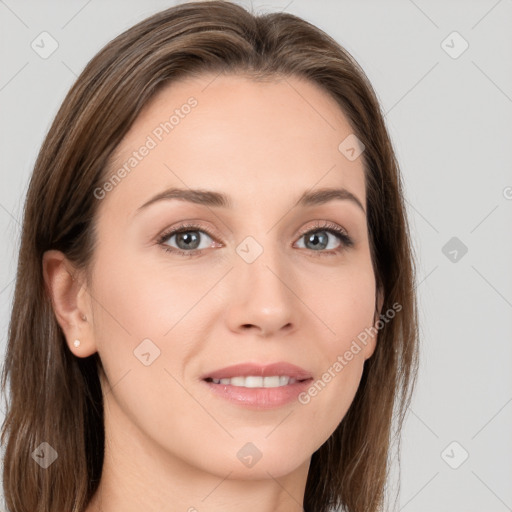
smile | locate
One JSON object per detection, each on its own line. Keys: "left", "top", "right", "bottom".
{"left": 205, "top": 375, "right": 302, "bottom": 387}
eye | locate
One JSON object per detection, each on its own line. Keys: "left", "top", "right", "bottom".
{"left": 294, "top": 221, "right": 354, "bottom": 255}
{"left": 157, "top": 223, "right": 219, "bottom": 257}
{"left": 156, "top": 220, "right": 354, "bottom": 257}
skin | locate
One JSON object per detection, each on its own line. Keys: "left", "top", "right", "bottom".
{"left": 43, "top": 73, "right": 383, "bottom": 512}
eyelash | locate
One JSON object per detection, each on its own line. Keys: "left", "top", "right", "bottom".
{"left": 156, "top": 221, "right": 354, "bottom": 258}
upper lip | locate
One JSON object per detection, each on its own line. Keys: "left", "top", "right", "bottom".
{"left": 201, "top": 362, "right": 313, "bottom": 381}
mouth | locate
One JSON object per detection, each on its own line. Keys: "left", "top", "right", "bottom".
{"left": 203, "top": 375, "right": 310, "bottom": 387}
{"left": 200, "top": 362, "right": 314, "bottom": 409}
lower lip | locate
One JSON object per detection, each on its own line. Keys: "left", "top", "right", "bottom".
{"left": 202, "top": 378, "right": 313, "bottom": 409}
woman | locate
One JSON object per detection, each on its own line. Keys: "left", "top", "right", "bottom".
{"left": 0, "top": 2, "right": 419, "bottom": 511}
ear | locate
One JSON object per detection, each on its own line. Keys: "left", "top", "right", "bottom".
{"left": 42, "top": 250, "right": 97, "bottom": 357}
{"left": 364, "top": 287, "right": 385, "bottom": 361}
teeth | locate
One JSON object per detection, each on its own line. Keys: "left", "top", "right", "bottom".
{"left": 210, "top": 375, "right": 297, "bottom": 388}
{"left": 230, "top": 376, "right": 246, "bottom": 386}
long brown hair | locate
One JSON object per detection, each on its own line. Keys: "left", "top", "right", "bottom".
{"left": 1, "top": 2, "right": 419, "bottom": 511}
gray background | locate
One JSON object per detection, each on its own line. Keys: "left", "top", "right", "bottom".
{"left": 1, "top": 0, "right": 511, "bottom": 511}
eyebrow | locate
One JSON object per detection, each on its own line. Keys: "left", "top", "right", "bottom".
{"left": 135, "top": 186, "right": 365, "bottom": 215}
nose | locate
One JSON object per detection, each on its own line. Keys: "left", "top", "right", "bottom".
{"left": 223, "top": 244, "right": 299, "bottom": 338}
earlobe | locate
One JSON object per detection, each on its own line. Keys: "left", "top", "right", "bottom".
{"left": 42, "top": 250, "right": 96, "bottom": 357}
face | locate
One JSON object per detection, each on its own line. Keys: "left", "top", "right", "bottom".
{"left": 81, "top": 73, "right": 379, "bottom": 479}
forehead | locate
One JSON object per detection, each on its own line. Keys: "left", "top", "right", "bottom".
{"left": 100, "top": 73, "right": 366, "bottom": 216}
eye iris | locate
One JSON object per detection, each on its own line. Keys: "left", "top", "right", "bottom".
{"left": 306, "top": 231, "right": 328, "bottom": 250}
{"left": 176, "top": 231, "right": 200, "bottom": 250}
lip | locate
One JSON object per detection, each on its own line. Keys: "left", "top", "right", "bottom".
{"left": 200, "top": 362, "right": 313, "bottom": 410}
{"left": 200, "top": 362, "right": 313, "bottom": 381}
{"left": 202, "top": 379, "right": 313, "bottom": 409}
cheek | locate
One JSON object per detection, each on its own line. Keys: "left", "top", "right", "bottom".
{"left": 87, "top": 249, "right": 209, "bottom": 452}
{"left": 297, "top": 265, "right": 376, "bottom": 439}
{"left": 88, "top": 245, "right": 218, "bottom": 406}
{"left": 311, "top": 259, "right": 377, "bottom": 348}
{"left": 91, "top": 244, "right": 208, "bottom": 342}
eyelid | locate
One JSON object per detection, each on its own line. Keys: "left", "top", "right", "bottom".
{"left": 296, "top": 220, "right": 349, "bottom": 239}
